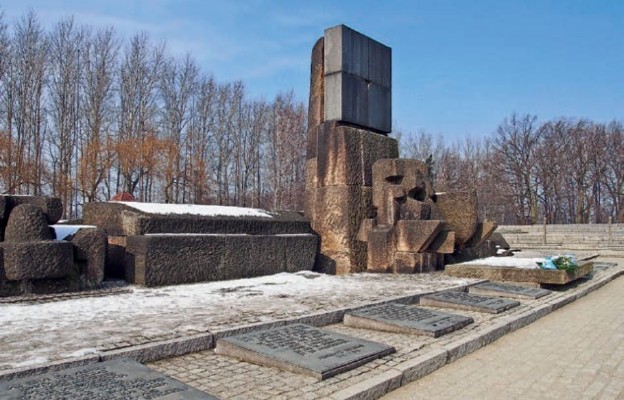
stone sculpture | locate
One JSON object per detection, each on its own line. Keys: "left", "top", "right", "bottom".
{"left": 0, "top": 195, "right": 106, "bottom": 297}
{"left": 306, "top": 25, "right": 498, "bottom": 274}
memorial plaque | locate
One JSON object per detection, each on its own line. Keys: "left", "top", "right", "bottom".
{"left": 470, "top": 282, "right": 551, "bottom": 299}
{"left": 0, "top": 359, "right": 217, "bottom": 400}
{"left": 420, "top": 291, "right": 520, "bottom": 314}
{"left": 215, "top": 323, "right": 395, "bottom": 380}
{"left": 344, "top": 303, "right": 473, "bottom": 337}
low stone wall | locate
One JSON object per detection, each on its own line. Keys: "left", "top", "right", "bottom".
{"left": 83, "top": 203, "right": 311, "bottom": 236}
{"left": 125, "top": 234, "right": 318, "bottom": 286}
{"left": 498, "top": 223, "right": 624, "bottom": 250}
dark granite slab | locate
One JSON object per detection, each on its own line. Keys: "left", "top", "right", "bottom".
{"left": 420, "top": 291, "right": 520, "bottom": 314}
{"left": 215, "top": 323, "right": 395, "bottom": 380}
{"left": 344, "top": 303, "right": 473, "bottom": 337}
{"left": 0, "top": 358, "right": 217, "bottom": 399}
{"left": 470, "top": 282, "right": 551, "bottom": 299}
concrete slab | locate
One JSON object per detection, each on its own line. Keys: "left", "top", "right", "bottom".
{"left": 0, "top": 358, "right": 217, "bottom": 399}
{"left": 215, "top": 323, "right": 395, "bottom": 380}
{"left": 470, "top": 281, "right": 551, "bottom": 299}
{"left": 344, "top": 303, "right": 473, "bottom": 337}
{"left": 420, "top": 291, "right": 520, "bottom": 314}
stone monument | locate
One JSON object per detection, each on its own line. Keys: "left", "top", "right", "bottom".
{"left": 0, "top": 195, "right": 106, "bottom": 297}
{"left": 305, "top": 25, "right": 498, "bottom": 274}
{"left": 305, "top": 25, "right": 398, "bottom": 274}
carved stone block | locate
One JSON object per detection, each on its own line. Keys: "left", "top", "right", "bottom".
{"left": 433, "top": 191, "right": 478, "bottom": 246}
{"left": 395, "top": 220, "right": 443, "bottom": 253}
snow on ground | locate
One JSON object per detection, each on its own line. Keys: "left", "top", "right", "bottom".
{"left": 0, "top": 271, "right": 475, "bottom": 371}
{"left": 51, "top": 225, "right": 97, "bottom": 240}
{"left": 112, "top": 201, "right": 273, "bottom": 218}
{"left": 460, "top": 256, "right": 545, "bottom": 269}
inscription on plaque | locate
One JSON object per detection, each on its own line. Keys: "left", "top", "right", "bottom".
{"left": 345, "top": 303, "right": 473, "bottom": 337}
{"left": 215, "top": 323, "right": 395, "bottom": 379}
{"left": 470, "top": 282, "right": 551, "bottom": 299}
{"left": 420, "top": 291, "right": 520, "bottom": 314}
{"left": 0, "top": 359, "right": 217, "bottom": 400}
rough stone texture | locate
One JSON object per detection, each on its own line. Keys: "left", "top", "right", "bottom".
{"left": 313, "top": 186, "right": 372, "bottom": 274}
{"left": 399, "top": 199, "right": 431, "bottom": 221}
{"left": 307, "top": 125, "right": 320, "bottom": 160}
{"left": 433, "top": 191, "right": 478, "bottom": 246}
{"left": 357, "top": 157, "right": 452, "bottom": 273}
{"left": 2, "top": 241, "right": 74, "bottom": 281}
{"left": 215, "top": 323, "right": 395, "bottom": 380}
{"left": 126, "top": 234, "right": 318, "bottom": 286}
{"left": 1, "top": 195, "right": 63, "bottom": 225}
{"left": 83, "top": 202, "right": 135, "bottom": 236}
{"left": 83, "top": 202, "right": 311, "bottom": 236}
{"left": 0, "top": 248, "right": 21, "bottom": 297}
{"left": 308, "top": 37, "right": 325, "bottom": 132}
{"left": 316, "top": 124, "right": 398, "bottom": 187}
{"left": 366, "top": 227, "right": 395, "bottom": 273}
{"left": 372, "top": 159, "right": 433, "bottom": 215}
{"left": 323, "top": 25, "right": 391, "bottom": 133}
{"left": 488, "top": 232, "right": 510, "bottom": 250}
{"left": 4, "top": 204, "right": 54, "bottom": 242}
{"left": 395, "top": 220, "right": 443, "bottom": 253}
{"left": 71, "top": 229, "right": 107, "bottom": 289}
{"left": 106, "top": 236, "right": 127, "bottom": 280}
{"left": 427, "top": 230, "right": 456, "bottom": 254}
{"left": 445, "top": 260, "right": 595, "bottom": 286}
{"left": 305, "top": 158, "right": 318, "bottom": 220}
{"left": 393, "top": 252, "right": 437, "bottom": 274}
{"left": 466, "top": 221, "right": 498, "bottom": 248}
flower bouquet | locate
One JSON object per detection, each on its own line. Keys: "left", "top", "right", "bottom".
{"left": 536, "top": 254, "right": 578, "bottom": 272}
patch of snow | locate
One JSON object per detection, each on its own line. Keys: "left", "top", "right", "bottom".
{"left": 51, "top": 225, "right": 97, "bottom": 240}
{"left": 0, "top": 270, "right": 476, "bottom": 370}
{"left": 496, "top": 248, "right": 507, "bottom": 255}
{"left": 67, "top": 348, "right": 98, "bottom": 358}
{"left": 460, "top": 256, "right": 545, "bottom": 269}
{"left": 112, "top": 201, "right": 273, "bottom": 218}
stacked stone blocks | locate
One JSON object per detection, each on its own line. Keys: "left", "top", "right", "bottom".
{"left": 82, "top": 202, "right": 318, "bottom": 287}
{"left": 306, "top": 25, "right": 499, "bottom": 274}
{"left": 0, "top": 195, "right": 106, "bottom": 297}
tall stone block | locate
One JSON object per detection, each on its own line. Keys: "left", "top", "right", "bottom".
{"left": 433, "top": 191, "right": 478, "bottom": 246}
{"left": 323, "top": 25, "right": 392, "bottom": 133}
{"left": 308, "top": 38, "right": 325, "bottom": 131}
{"left": 313, "top": 186, "right": 372, "bottom": 274}
{"left": 316, "top": 124, "right": 398, "bottom": 187}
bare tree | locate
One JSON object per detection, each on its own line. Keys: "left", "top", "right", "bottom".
{"left": 11, "top": 11, "right": 48, "bottom": 195}
{"left": 117, "top": 32, "right": 163, "bottom": 198}
{"left": 47, "top": 17, "right": 85, "bottom": 217}
{"left": 492, "top": 113, "right": 541, "bottom": 224}
{"left": 159, "top": 53, "right": 197, "bottom": 203}
{"left": 79, "top": 26, "right": 119, "bottom": 202}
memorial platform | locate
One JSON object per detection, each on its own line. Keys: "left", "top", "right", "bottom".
{"left": 0, "top": 255, "right": 621, "bottom": 399}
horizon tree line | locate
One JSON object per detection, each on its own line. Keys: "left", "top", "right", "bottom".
{"left": 0, "top": 10, "right": 621, "bottom": 225}
{"left": 0, "top": 10, "right": 307, "bottom": 219}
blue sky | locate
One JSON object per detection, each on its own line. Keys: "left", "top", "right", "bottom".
{"left": 2, "top": 0, "right": 623, "bottom": 141}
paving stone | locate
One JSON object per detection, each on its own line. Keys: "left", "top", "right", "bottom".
{"left": 215, "top": 324, "right": 395, "bottom": 380}
{"left": 344, "top": 303, "right": 473, "bottom": 337}
{"left": 420, "top": 291, "right": 520, "bottom": 314}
